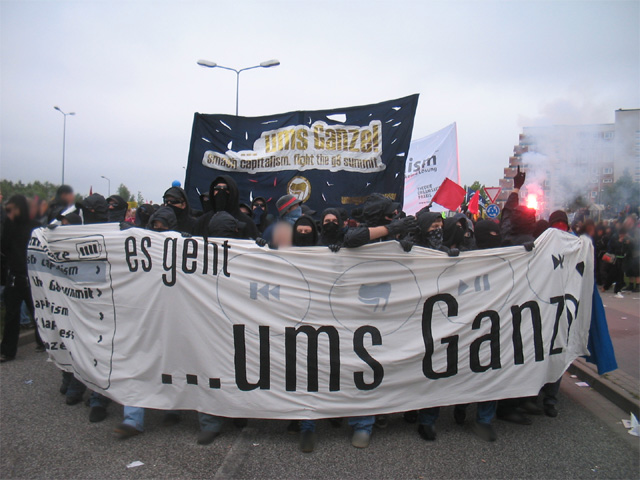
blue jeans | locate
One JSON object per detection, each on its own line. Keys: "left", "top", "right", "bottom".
{"left": 420, "top": 402, "right": 496, "bottom": 426}
{"left": 197, "top": 413, "right": 224, "bottom": 433}
{"left": 300, "top": 416, "right": 374, "bottom": 433}
{"left": 20, "top": 301, "right": 31, "bottom": 326}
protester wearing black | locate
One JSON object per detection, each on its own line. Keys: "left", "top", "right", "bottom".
{"left": 148, "top": 207, "right": 178, "bottom": 231}
{"left": 207, "top": 211, "right": 246, "bottom": 239}
{"left": 80, "top": 193, "right": 109, "bottom": 224}
{"left": 318, "top": 208, "right": 345, "bottom": 247}
{"left": 251, "top": 197, "right": 274, "bottom": 233}
{"left": 292, "top": 216, "right": 319, "bottom": 246}
{"left": 46, "top": 185, "right": 75, "bottom": 223}
{"left": 194, "top": 176, "right": 258, "bottom": 239}
{"left": 163, "top": 186, "right": 197, "bottom": 234}
{"left": 603, "top": 228, "right": 629, "bottom": 295}
{"left": 135, "top": 204, "right": 155, "bottom": 228}
{"left": 412, "top": 212, "right": 447, "bottom": 252}
{"left": 475, "top": 219, "right": 502, "bottom": 249}
{"left": 106, "top": 195, "right": 128, "bottom": 223}
{"left": 0, "top": 195, "right": 43, "bottom": 362}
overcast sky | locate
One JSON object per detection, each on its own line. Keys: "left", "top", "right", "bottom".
{"left": 1, "top": 0, "right": 638, "bottom": 202}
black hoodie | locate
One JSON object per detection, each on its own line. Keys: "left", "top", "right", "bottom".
{"left": 194, "top": 175, "right": 258, "bottom": 239}
{"left": 107, "top": 195, "right": 128, "bottom": 223}
{"left": 500, "top": 192, "right": 535, "bottom": 246}
{"left": 81, "top": 194, "right": 109, "bottom": 224}
{"left": 413, "top": 212, "right": 448, "bottom": 252}
{"left": 293, "top": 216, "right": 319, "bottom": 246}
{"left": 319, "top": 208, "right": 344, "bottom": 246}
{"left": 147, "top": 206, "right": 178, "bottom": 231}
{"left": 163, "top": 186, "right": 197, "bottom": 234}
{"left": 207, "top": 211, "right": 245, "bottom": 239}
{"left": 475, "top": 220, "right": 502, "bottom": 249}
{"left": 1, "top": 195, "right": 42, "bottom": 280}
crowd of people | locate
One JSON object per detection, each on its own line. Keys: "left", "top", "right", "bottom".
{"left": 1, "top": 167, "right": 638, "bottom": 453}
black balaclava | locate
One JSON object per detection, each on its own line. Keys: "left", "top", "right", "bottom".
{"left": 135, "top": 204, "right": 155, "bottom": 227}
{"left": 293, "top": 216, "right": 318, "bottom": 246}
{"left": 208, "top": 211, "right": 243, "bottom": 238}
{"left": 443, "top": 217, "right": 465, "bottom": 248}
{"left": 251, "top": 197, "right": 268, "bottom": 223}
{"left": 106, "top": 195, "right": 128, "bottom": 223}
{"left": 415, "top": 212, "right": 444, "bottom": 249}
{"left": 362, "top": 193, "right": 394, "bottom": 227}
{"left": 475, "top": 220, "right": 502, "bottom": 249}
{"left": 147, "top": 206, "right": 178, "bottom": 232}
{"left": 163, "top": 186, "right": 191, "bottom": 220}
{"left": 81, "top": 194, "right": 108, "bottom": 224}
{"left": 208, "top": 175, "right": 240, "bottom": 214}
{"left": 320, "top": 208, "right": 342, "bottom": 245}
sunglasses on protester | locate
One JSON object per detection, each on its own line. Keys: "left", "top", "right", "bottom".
{"left": 213, "top": 185, "right": 228, "bottom": 192}
{"left": 164, "top": 198, "right": 184, "bottom": 206}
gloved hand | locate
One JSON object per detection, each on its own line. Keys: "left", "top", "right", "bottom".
{"left": 524, "top": 241, "right": 534, "bottom": 252}
{"left": 181, "top": 231, "right": 192, "bottom": 238}
{"left": 255, "top": 237, "right": 268, "bottom": 247}
{"left": 328, "top": 244, "right": 342, "bottom": 253}
{"left": 513, "top": 165, "right": 526, "bottom": 189}
{"left": 386, "top": 215, "right": 417, "bottom": 237}
{"left": 399, "top": 239, "right": 413, "bottom": 252}
{"left": 120, "top": 222, "right": 133, "bottom": 231}
{"left": 47, "top": 223, "right": 58, "bottom": 230}
{"left": 448, "top": 248, "right": 460, "bottom": 257}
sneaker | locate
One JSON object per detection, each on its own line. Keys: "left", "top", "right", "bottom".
{"left": 114, "top": 423, "right": 142, "bottom": 439}
{"left": 197, "top": 430, "right": 220, "bottom": 445}
{"left": 162, "top": 413, "right": 181, "bottom": 426}
{"left": 89, "top": 406, "right": 108, "bottom": 423}
{"left": 473, "top": 422, "right": 497, "bottom": 442}
{"left": 417, "top": 424, "right": 437, "bottom": 441}
{"left": 403, "top": 411, "right": 418, "bottom": 424}
{"left": 453, "top": 406, "right": 466, "bottom": 425}
{"left": 375, "top": 415, "right": 388, "bottom": 428}
{"left": 351, "top": 430, "right": 371, "bottom": 448}
{"left": 615, "top": 292, "right": 624, "bottom": 299}
{"left": 544, "top": 405, "right": 559, "bottom": 418}
{"left": 65, "top": 394, "right": 83, "bottom": 406}
{"left": 300, "top": 430, "right": 316, "bottom": 453}
{"left": 287, "top": 420, "right": 300, "bottom": 434}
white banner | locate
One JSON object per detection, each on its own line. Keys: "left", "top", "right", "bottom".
{"left": 28, "top": 226, "right": 592, "bottom": 419}
{"left": 403, "top": 123, "right": 460, "bottom": 214}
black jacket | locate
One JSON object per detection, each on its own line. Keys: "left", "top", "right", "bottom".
{"left": 194, "top": 175, "right": 258, "bottom": 239}
{"left": 500, "top": 192, "right": 535, "bottom": 246}
{"left": 1, "top": 196, "right": 41, "bottom": 281}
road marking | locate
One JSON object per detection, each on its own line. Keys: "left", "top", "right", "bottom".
{"left": 214, "top": 427, "right": 257, "bottom": 479}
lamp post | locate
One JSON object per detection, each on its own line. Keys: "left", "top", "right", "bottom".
{"left": 101, "top": 175, "right": 111, "bottom": 196}
{"left": 196, "top": 59, "right": 280, "bottom": 115}
{"left": 53, "top": 106, "right": 75, "bottom": 185}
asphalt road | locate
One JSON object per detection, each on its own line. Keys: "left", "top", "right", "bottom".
{"left": 599, "top": 290, "right": 640, "bottom": 380}
{"left": 1, "top": 348, "right": 638, "bottom": 479}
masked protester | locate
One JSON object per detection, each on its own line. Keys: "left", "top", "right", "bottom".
{"left": 147, "top": 207, "right": 177, "bottom": 232}
{"left": 207, "top": 211, "right": 245, "bottom": 239}
{"left": 162, "top": 186, "right": 197, "bottom": 234}
{"left": 239, "top": 203, "right": 252, "bottom": 218}
{"left": 293, "top": 216, "right": 318, "bottom": 247}
{"left": 135, "top": 204, "right": 155, "bottom": 228}
{"left": 261, "top": 195, "right": 303, "bottom": 243}
{"left": 549, "top": 210, "right": 570, "bottom": 232}
{"left": 106, "top": 195, "right": 128, "bottom": 223}
{"left": 475, "top": 220, "right": 502, "bottom": 249}
{"left": 319, "top": 209, "right": 344, "bottom": 247}
{"left": 194, "top": 176, "right": 258, "bottom": 239}
{"left": 0, "top": 195, "right": 43, "bottom": 362}
{"left": 413, "top": 212, "right": 447, "bottom": 252}
{"left": 251, "top": 197, "right": 274, "bottom": 233}
{"left": 79, "top": 193, "right": 109, "bottom": 224}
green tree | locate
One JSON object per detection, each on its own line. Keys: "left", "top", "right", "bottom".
{"left": 0, "top": 179, "right": 60, "bottom": 201}
{"left": 136, "top": 191, "right": 144, "bottom": 205}
{"left": 116, "top": 183, "right": 135, "bottom": 202}
{"left": 468, "top": 181, "right": 489, "bottom": 202}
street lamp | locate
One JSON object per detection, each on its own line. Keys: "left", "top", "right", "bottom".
{"left": 196, "top": 58, "right": 280, "bottom": 115}
{"left": 101, "top": 175, "right": 111, "bottom": 196}
{"left": 53, "top": 106, "right": 75, "bottom": 185}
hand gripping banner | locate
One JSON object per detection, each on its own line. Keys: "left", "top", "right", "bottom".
{"left": 184, "top": 95, "right": 419, "bottom": 213}
{"left": 28, "top": 225, "right": 593, "bottom": 419}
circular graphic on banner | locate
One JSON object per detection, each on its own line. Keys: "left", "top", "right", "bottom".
{"left": 217, "top": 252, "right": 311, "bottom": 333}
{"left": 329, "top": 260, "right": 421, "bottom": 336}
{"left": 287, "top": 176, "right": 311, "bottom": 203}
{"left": 436, "top": 256, "right": 515, "bottom": 322}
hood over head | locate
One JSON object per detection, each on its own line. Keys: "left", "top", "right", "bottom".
{"left": 362, "top": 193, "right": 394, "bottom": 227}
{"left": 6, "top": 195, "right": 30, "bottom": 223}
{"left": 106, "top": 195, "right": 128, "bottom": 222}
{"left": 443, "top": 217, "right": 465, "bottom": 248}
{"left": 510, "top": 205, "right": 536, "bottom": 236}
{"left": 208, "top": 211, "right": 244, "bottom": 238}
{"left": 81, "top": 194, "right": 108, "bottom": 224}
{"left": 135, "top": 204, "right": 155, "bottom": 227}
{"left": 293, "top": 215, "right": 319, "bottom": 246}
{"left": 474, "top": 220, "right": 502, "bottom": 249}
{"left": 147, "top": 206, "right": 178, "bottom": 231}
{"left": 208, "top": 175, "right": 240, "bottom": 214}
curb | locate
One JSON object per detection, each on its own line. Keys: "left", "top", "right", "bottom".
{"left": 568, "top": 358, "right": 639, "bottom": 417}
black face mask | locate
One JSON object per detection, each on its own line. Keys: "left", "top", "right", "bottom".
{"left": 294, "top": 231, "right": 315, "bottom": 246}
{"left": 425, "top": 228, "right": 443, "bottom": 250}
{"left": 167, "top": 204, "right": 186, "bottom": 218}
{"left": 322, "top": 222, "right": 340, "bottom": 236}
{"left": 476, "top": 233, "right": 502, "bottom": 249}
{"left": 214, "top": 190, "right": 229, "bottom": 212}
{"left": 107, "top": 207, "right": 126, "bottom": 223}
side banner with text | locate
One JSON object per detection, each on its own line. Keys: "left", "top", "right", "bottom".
{"left": 184, "top": 95, "right": 419, "bottom": 214}
{"left": 403, "top": 123, "right": 460, "bottom": 214}
{"left": 28, "top": 225, "right": 592, "bottom": 419}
